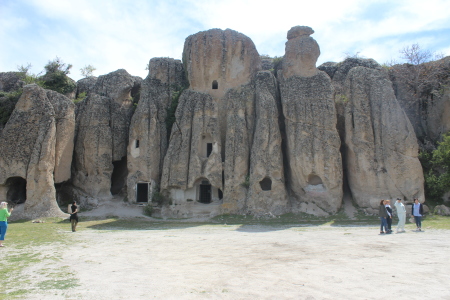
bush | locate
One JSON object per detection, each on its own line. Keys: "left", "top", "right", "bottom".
{"left": 143, "top": 204, "right": 153, "bottom": 216}
{"left": 420, "top": 133, "right": 450, "bottom": 202}
{"left": 41, "top": 57, "right": 76, "bottom": 95}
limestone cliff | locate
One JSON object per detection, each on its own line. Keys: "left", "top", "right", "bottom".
{"left": 343, "top": 67, "right": 424, "bottom": 209}
{"left": 0, "top": 84, "right": 74, "bottom": 219}
{"left": 73, "top": 69, "right": 140, "bottom": 198}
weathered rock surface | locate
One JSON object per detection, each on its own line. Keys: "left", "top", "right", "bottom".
{"left": 76, "top": 76, "right": 98, "bottom": 97}
{"left": 0, "top": 84, "right": 73, "bottom": 218}
{"left": 161, "top": 89, "right": 222, "bottom": 192}
{"left": 434, "top": 204, "right": 450, "bottom": 216}
{"left": 127, "top": 58, "right": 185, "bottom": 202}
{"left": 246, "top": 71, "right": 288, "bottom": 215}
{"left": 343, "top": 67, "right": 424, "bottom": 209}
{"left": 282, "top": 26, "right": 320, "bottom": 78}
{"left": 73, "top": 69, "right": 140, "bottom": 198}
{"left": 280, "top": 72, "right": 343, "bottom": 213}
{"left": 221, "top": 83, "right": 256, "bottom": 213}
{"left": 280, "top": 26, "right": 343, "bottom": 214}
{"left": 182, "top": 28, "right": 261, "bottom": 97}
{"left": 390, "top": 57, "right": 450, "bottom": 146}
{"left": 0, "top": 72, "right": 24, "bottom": 92}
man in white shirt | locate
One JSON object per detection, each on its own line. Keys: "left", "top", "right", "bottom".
{"left": 394, "top": 198, "right": 406, "bottom": 233}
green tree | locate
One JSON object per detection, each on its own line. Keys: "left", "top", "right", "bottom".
{"left": 420, "top": 133, "right": 450, "bottom": 202}
{"left": 41, "top": 57, "right": 76, "bottom": 95}
{"left": 80, "top": 64, "right": 96, "bottom": 78}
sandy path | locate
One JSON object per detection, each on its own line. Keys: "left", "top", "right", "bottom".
{"left": 29, "top": 224, "right": 449, "bottom": 300}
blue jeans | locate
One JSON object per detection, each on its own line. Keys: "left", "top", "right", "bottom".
{"left": 0, "top": 221, "right": 7, "bottom": 240}
{"left": 380, "top": 217, "right": 388, "bottom": 232}
{"left": 414, "top": 216, "right": 422, "bottom": 229}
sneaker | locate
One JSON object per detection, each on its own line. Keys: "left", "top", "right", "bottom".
{"left": 380, "top": 232, "right": 385, "bottom": 234}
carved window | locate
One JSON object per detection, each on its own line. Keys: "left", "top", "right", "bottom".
{"left": 259, "top": 177, "right": 272, "bottom": 191}
{"left": 212, "top": 80, "right": 218, "bottom": 89}
{"left": 135, "top": 140, "right": 140, "bottom": 148}
{"left": 206, "top": 143, "right": 213, "bottom": 157}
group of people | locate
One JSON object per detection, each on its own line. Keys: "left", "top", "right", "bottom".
{"left": 0, "top": 201, "right": 79, "bottom": 247}
{"left": 379, "top": 198, "right": 424, "bottom": 234}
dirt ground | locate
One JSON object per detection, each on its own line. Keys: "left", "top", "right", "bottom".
{"left": 5, "top": 198, "right": 450, "bottom": 300}
{"left": 19, "top": 223, "right": 450, "bottom": 300}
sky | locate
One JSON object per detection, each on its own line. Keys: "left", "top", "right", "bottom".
{"left": 1, "top": 0, "right": 450, "bottom": 81}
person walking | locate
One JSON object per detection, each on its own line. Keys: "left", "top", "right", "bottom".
{"left": 394, "top": 198, "right": 406, "bottom": 233}
{"left": 385, "top": 200, "right": 393, "bottom": 233}
{"left": 411, "top": 198, "right": 423, "bottom": 231}
{"left": 379, "top": 200, "right": 389, "bottom": 234}
{"left": 68, "top": 201, "right": 79, "bottom": 232}
{"left": 0, "top": 202, "right": 14, "bottom": 247}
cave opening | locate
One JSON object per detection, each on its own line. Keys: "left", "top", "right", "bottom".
{"left": 259, "top": 177, "right": 272, "bottom": 191}
{"left": 110, "top": 156, "right": 128, "bottom": 195}
{"left": 6, "top": 177, "right": 27, "bottom": 205}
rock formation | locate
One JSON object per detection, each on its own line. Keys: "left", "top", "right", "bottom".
{"left": 0, "top": 84, "right": 74, "bottom": 219}
{"left": 127, "top": 58, "right": 185, "bottom": 203}
{"left": 0, "top": 26, "right": 432, "bottom": 219}
{"left": 342, "top": 66, "right": 424, "bottom": 210}
{"left": 73, "top": 69, "right": 141, "bottom": 198}
{"left": 280, "top": 26, "right": 343, "bottom": 214}
{"left": 390, "top": 57, "right": 450, "bottom": 146}
{"left": 246, "top": 71, "right": 288, "bottom": 215}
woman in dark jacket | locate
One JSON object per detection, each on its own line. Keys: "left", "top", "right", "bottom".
{"left": 411, "top": 198, "right": 424, "bottom": 231}
{"left": 379, "top": 200, "right": 389, "bottom": 234}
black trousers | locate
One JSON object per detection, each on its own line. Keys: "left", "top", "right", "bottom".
{"left": 386, "top": 217, "right": 392, "bottom": 231}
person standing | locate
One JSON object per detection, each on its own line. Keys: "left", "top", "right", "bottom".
{"left": 0, "top": 202, "right": 14, "bottom": 247}
{"left": 379, "top": 200, "right": 389, "bottom": 234}
{"left": 68, "top": 201, "right": 79, "bottom": 232}
{"left": 385, "top": 200, "right": 393, "bottom": 234}
{"left": 411, "top": 198, "right": 424, "bottom": 231}
{"left": 394, "top": 198, "right": 406, "bottom": 233}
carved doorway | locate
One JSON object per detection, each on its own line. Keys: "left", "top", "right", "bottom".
{"left": 136, "top": 182, "right": 149, "bottom": 203}
{"left": 199, "top": 181, "right": 211, "bottom": 203}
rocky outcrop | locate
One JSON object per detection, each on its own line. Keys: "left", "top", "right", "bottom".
{"left": 127, "top": 58, "right": 186, "bottom": 202}
{"left": 161, "top": 90, "right": 222, "bottom": 192}
{"left": 246, "top": 71, "right": 288, "bottom": 215}
{"left": 221, "top": 83, "right": 255, "bottom": 213}
{"left": 0, "top": 84, "right": 74, "bottom": 218}
{"left": 282, "top": 26, "right": 320, "bottom": 79}
{"left": 390, "top": 57, "right": 450, "bottom": 146}
{"left": 0, "top": 72, "right": 25, "bottom": 92}
{"left": 73, "top": 69, "right": 140, "bottom": 198}
{"left": 182, "top": 28, "right": 261, "bottom": 97}
{"left": 76, "top": 76, "right": 98, "bottom": 97}
{"left": 280, "top": 26, "right": 343, "bottom": 214}
{"left": 343, "top": 67, "right": 424, "bottom": 210}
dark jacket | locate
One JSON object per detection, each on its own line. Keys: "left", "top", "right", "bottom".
{"left": 411, "top": 203, "right": 424, "bottom": 216}
{"left": 379, "top": 204, "right": 388, "bottom": 218}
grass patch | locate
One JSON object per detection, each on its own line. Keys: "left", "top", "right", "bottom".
{"left": 422, "top": 215, "right": 450, "bottom": 229}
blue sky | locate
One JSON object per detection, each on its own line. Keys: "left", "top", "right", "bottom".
{"left": 1, "top": 0, "right": 449, "bottom": 81}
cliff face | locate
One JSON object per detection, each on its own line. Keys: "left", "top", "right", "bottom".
{"left": 343, "top": 67, "right": 424, "bottom": 209}
{"left": 0, "top": 26, "right": 431, "bottom": 219}
{"left": 0, "top": 84, "right": 74, "bottom": 219}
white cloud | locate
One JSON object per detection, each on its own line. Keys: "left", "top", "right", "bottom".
{"left": 0, "top": 0, "right": 449, "bottom": 80}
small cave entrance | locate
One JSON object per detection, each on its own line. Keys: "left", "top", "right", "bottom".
{"left": 212, "top": 80, "right": 218, "bottom": 90}
{"left": 259, "top": 177, "right": 272, "bottom": 191}
{"left": 199, "top": 180, "right": 212, "bottom": 204}
{"left": 136, "top": 182, "right": 150, "bottom": 203}
{"left": 110, "top": 156, "right": 128, "bottom": 195}
{"left": 6, "top": 177, "right": 27, "bottom": 205}
{"left": 308, "top": 174, "right": 323, "bottom": 185}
